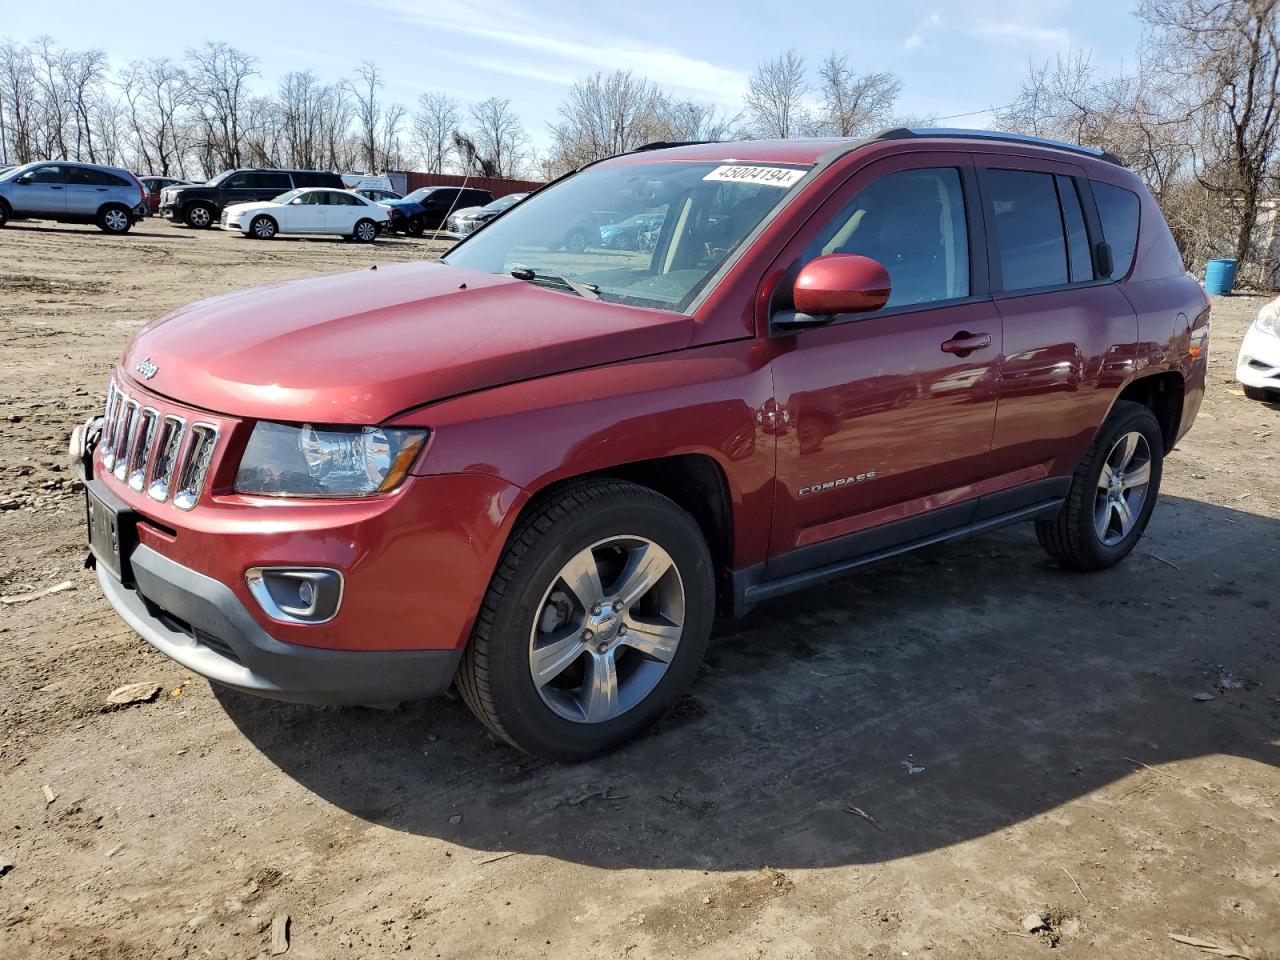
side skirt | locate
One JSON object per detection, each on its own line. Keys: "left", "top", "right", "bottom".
{"left": 731, "top": 494, "right": 1065, "bottom": 616}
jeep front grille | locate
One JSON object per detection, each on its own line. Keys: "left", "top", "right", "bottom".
{"left": 99, "top": 379, "right": 220, "bottom": 510}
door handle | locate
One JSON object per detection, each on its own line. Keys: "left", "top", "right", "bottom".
{"left": 941, "top": 331, "right": 992, "bottom": 356}
{"left": 96, "top": 186, "right": 108, "bottom": 191}
{"left": 50, "top": 185, "right": 63, "bottom": 190}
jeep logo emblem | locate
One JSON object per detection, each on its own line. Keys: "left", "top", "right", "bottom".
{"left": 135, "top": 357, "right": 158, "bottom": 379}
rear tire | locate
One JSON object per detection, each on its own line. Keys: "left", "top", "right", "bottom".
{"left": 1243, "top": 384, "right": 1276, "bottom": 403}
{"left": 184, "top": 204, "right": 214, "bottom": 229}
{"left": 353, "top": 218, "right": 378, "bottom": 243}
{"left": 1036, "top": 400, "right": 1164, "bottom": 571}
{"left": 0, "top": 200, "right": 9, "bottom": 228}
{"left": 250, "top": 215, "right": 277, "bottom": 240}
{"left": 564, "top": 227, "right": 590, "bottom": 253}
{"left": 456, "top": 480, "right": 715, "bottom": 760}
{"left": 97, "top": 205, "right": 132, "bottom": 234}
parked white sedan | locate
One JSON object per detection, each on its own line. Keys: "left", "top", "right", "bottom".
{"left": 1237, "top": 295, "right": 1280, "bottom": 403}
{"left": 221, "top": 188, "right": 390, "bottom": 242}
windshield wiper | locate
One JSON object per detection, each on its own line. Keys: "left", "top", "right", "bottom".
{"left": 509, "top": 267, "right": 600, "bottom": 300}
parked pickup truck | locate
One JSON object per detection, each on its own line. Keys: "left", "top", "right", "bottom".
{"left": 75, "top": 129, "right": 1208, "bottom": 759}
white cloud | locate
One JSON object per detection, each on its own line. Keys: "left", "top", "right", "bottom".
{"left": 903, "top": 13, "right": 942, "bottom": 51}
{"left": 968, "top": 19, "right": 1071, "bottom": 48}
{"left": 375, "top": 0, "right": 746, "bottom": 104}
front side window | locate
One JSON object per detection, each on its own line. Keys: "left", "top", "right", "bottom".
{"left": 1091, "top": 180, "right": 1140, "bottom": 279}
{"left": 223, "top": 173, "right": 251, "bottom": 189}
{"left": 26, "top": 165, "right": 67, "bottom": 184}
{"left": 986, "top": 169, "right": 1069, "bottom": 291}
{"left": 805, "top": 167, "right": 970, "bottom": 308}
{"left": 444, "top": 160, "right": 808, "bottom": 312}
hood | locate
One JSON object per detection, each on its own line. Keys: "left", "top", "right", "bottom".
{"left": 381, "top": 198, "right": 424, "bottom": 212}
{"left": 121, "top": 262, "right": 692, "bottom": 424}
{"left": 224, "top": 200, "right": 280, "bottom": 216}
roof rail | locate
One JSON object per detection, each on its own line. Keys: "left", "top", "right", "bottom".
{"left": 874, "top": 127, "right": 1125, "bottom": 166}
{"left": 632, "top": 140, "right": 721, "bottom": 152}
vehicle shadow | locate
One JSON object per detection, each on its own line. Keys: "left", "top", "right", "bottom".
{"left": 4, "top": 221, "right": 190, "bottom": 240}
{"left": 216, "top": 494, "right": 1279, "bottom": 870}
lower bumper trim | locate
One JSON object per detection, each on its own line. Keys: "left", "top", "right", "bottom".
{"left": 98, "top": 543, "right": 462, "bottom": 705}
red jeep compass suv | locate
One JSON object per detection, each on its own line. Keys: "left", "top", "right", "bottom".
{"left": 76, "top": 129, "right": 1208, "bottom": 759}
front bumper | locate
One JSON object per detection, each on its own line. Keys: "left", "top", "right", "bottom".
{"left": 98, "top": 536, "right": 462, "bottom": 704}
{"left": 1237, "top": 324, "right": 1280, "bottom": 394}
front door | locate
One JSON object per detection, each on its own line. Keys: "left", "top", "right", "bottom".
{"left": 286, "top": 190, "right": 329, "bottom": 232}
{"left": 10, "top": 164, "right": 68, "bottom": 216}
{"left": 767, "top": 154, "right": 1002, "bottom": 574}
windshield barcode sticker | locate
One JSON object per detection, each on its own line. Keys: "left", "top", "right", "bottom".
{"left": 702, "top": 165, "right": 806, "bottom": 188}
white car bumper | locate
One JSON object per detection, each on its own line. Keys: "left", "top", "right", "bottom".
{"left": 1236, "top": 323, "right": 1280, "bottom": 393}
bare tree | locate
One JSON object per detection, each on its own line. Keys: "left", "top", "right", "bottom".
{"left": 0, "top": 39, "right": 38, "bottom": 164}
{"left": 411, "top": 91, "right": 459, "bottom": 172}
{"left": 349, "top": 61, "right": 382, "bottom": 172}
{"left": 744, "top": 49, "right": 809, "bottom": 138}
{"left": 548, "top": 70, "right": 667, "bottom": 167}
{"left": 467, "top": 96, "right": 528, "bottom": 177}
{"left": 184, "top": 41, "right": 258, "bottom": 170}
{"left": 815, "top": 54, "right": 901, "bottom": 137}
{"left": 1139, "top": 0, "right": 1280, "bottom": 267}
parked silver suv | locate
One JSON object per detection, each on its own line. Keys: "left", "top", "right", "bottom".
{"left": 0, "top": 161, "right": 149, "bottom": 234}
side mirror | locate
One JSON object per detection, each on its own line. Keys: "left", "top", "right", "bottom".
{"left": 290, "top": 197, "right": 304, "bottom": 205}
{"left": 773, "top": 254, "right": 892, "bottom": 332}
{"left": 16, "top": 173, "right": 34, "bottom": 184}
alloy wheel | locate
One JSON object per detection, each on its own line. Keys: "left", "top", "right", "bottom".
{"left": 528, "top": 536, "right": 685, "bottom": 724}
{"left": 1094, "top": 431, "right": 1152, "bottom": 545}
{"left": 104, "top": 209, "right": 129, "bottom": 233}
{"left": 356, "top": 221, "right": 376, "bottom": 241}
{"left": 189, "top": 207, "right": 210, "bottom": 227}
{"left": 253, "top": 217, "right": 275, "bottom": 239}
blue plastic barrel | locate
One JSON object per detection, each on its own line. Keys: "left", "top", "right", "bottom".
{"left": 1204, "top": 258, "right": 1238, "bottom": 295}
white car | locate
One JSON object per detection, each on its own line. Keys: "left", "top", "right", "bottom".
{"left": 1237, "top": 296, "right": 1280, "bottom": 403}
{"left": 221, "top": 188, "right": 390, "bottom": 242}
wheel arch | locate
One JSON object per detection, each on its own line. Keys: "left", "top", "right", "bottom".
{"left": 504, "top": 454, "right": 737, "bottom": 614}
{"left": 1111, "top": 369, "right": 1185, "bottom": 454}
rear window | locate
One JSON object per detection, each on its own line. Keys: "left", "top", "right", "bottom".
{"left": 986, "top": 169, "right": 1069, "bottom": 291}
{"left": 292, "top": 171, "right": 341, "bottom": 188}
{"left": 1091, "top": 181, "right": 1140, "bottom": 279}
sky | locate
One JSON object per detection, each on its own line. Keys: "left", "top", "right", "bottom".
{"left": 4, "top": 0, "right": 1146, "bottom": 157}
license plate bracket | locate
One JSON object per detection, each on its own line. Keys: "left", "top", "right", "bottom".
{"left": 86, "top": 481, "right": 137, "bottom": 585}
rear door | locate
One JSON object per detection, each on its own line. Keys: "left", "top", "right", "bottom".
{"left": 323, "top": 191, "right": 363, "bottom": 233}
{"left": 10, "top": 164, "right": 68, "bottom": 215}
{"left": 975, "top": 155, "right": 1138, "bottom": 489}
{"left": 767, "top": 153, "right": 1003, "bottom": 571}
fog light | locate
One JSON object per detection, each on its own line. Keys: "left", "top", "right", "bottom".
{"left": 245, "top": 567, "right": 343, "bottom": 624}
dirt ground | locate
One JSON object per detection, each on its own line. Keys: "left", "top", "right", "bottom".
{"left": 0, "top": 218, "right": 1278, "bottom": 960}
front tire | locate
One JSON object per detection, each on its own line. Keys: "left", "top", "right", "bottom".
{"left": 564, "top": 227, "right": 590, "bottom": 253}
{"left": 250, "top": 215, "right": 277, "bottom": 240}
{"left": 0, "top": 200, "right": 9, "bottom": 228}
{"left": 1243, "top": 384, "right": 1276, "bottom": 403}
{"left": 97, "top": 205, "right": 132, "bottom": 234}
{"left": 1036, "top": 400, "right": 1164, "bottom": 571}
{"left": 184, "top": 204, "right": 214, "bottom": 229}
{"left": 353, "top": 218, "right": 378, "bottom": 243}
{"left": 407, "top": 215, "right": 425, "bottom": 237}
{"left": 456, "top": 480, "right": 715, "bottom": 760}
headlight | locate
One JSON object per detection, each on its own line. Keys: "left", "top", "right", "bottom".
{"left": 234, "top": 422, "right": 427, "bottom": 497}
{"left": 1255, "top": 298, "right": 1280, "bottom": 338}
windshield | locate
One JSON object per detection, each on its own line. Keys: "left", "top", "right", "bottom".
{"left": 487, "top": 193, "right": 525, "bottom": 212}
{"left": 0, "top": 163, "right": 30, "bottom": 182}
{"left": 272, "top": 189, "right": 302, "bottom": 204}
{"left": 443, "top": 161, "right": 807, "bottom": 312}
{"left": 204, "top": 170, "right": 233, "bottom": 188}
{"left": 404, "top": 187, "right": 438, "bottom": 202}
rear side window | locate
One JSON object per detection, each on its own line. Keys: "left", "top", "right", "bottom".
{"left": 806, "top": 167, "right": 970, "bottom": 308}
{"left": 986, "top": 170, "right": 1068, "bottom": 291}
{"left": 292, "top": 171, "right": 340, "bottom": 188}
{"left": 252, "top": 172, "right": 292, "bottom": 190}
{"left": 1091, "top": 181, "right": 1140, "bottom": 279}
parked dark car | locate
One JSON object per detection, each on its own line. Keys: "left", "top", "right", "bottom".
{"left": 401, "top": 186, "right": 494, "bottom": 232}
{"left": 140, "top": 176, "right": 191, "bottom": 216}
{"left": 160, "top": 169, "right": 344, "bottom": 228}
{"left": 0, "top": 161, "right": 149, "bottom": 233}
